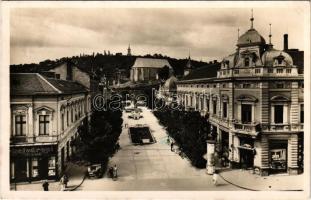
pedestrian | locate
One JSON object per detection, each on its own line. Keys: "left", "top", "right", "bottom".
{"left": 42, "top": 180, "right": 49, "bottom": 191}
{"left": 212, "top": 170, "right": 219, "bottom": 186}
{"left": 167, "top": 136, "right": 170, "bottom": 144}
{"left": 171, "top": 142, "right": 174, "bottom": 152}
{"left": 64, "top": 174, "right": 69, "bottom": 188}
{"left": 60, "top": 175, "right": 65, "bottom": 191}
{"left": 112, "top": 164, "right": 118, "bottom": 181}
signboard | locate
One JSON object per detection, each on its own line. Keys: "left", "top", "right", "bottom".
{"left": 11, "top": 145, "right": 57, "bottom": 157}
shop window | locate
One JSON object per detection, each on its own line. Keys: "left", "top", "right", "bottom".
{"left": 274, "top": 105, "right": 284, "bottom": 124}
{"left": 48, "top": 157, "right": 56, "bottom": 176}
{"left": 32, "top": 158, "right": 39, "bottom": 178}
{"left": 39, "top": 115, "right": 50, "bottom": 135}
{"left": 241, "top": 104, "right": 252, "bottom": 124}
{"left": 15, "top": 115, "right": 26, "bottom": 136}
{"left": 223, "top": 102, "right": 227, "bottom": 118}
{"left": 213, "top": 100, "right": 217, "bottom": 115}
{"left": 300, "top": 104, "right": 304, "bottom": 123}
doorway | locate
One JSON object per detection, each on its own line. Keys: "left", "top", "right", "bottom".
{"left": 38, "top": 157, "right": 48, "bottom": 179}
{"left": 14, "top": 158, "right": 28, "bottom": 181}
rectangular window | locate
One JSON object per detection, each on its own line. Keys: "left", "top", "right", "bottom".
{"left": 244, "top": 57, "right": 250, "bottom": 67}
{"left": 206, "top": 99, "right": 210, "bottom": 112}
{"left": 277, "top": 69, "right": 283, "bottom": 73}
{"left": 71, "top": 109, "right": 73, "bottom": 123}
{"left": 268, "top": 68, "right": 273, "bottom": 73}
{"left": 255, "top": 68, "right": 261, "bottom": 73}
{"left": 274, "top": 105, "right": 284, "bottom": 124}
{"left": 234, "top": 70, "right": 239, "bottom": 74}
{"left": 300, "top": 104, "right": 304, "bottom": 123}
{"left": 15, "top": 115, "right": 26, "bottom": 136}
{"left": 213, "top": 100, "right": 217, "bottom": 115}
{"left": 67, "top": 110, "right": 69, "bottom": 126}
{"left": 61, "top": 113, "right": 64, "bottom": 131}
{"left": 241, "top": 104, "right": 252, "bottom": 124}
{"left": 39, "top": 115, "right": 49, "bottom": 135}
{"left": 276, "top": 83, "right": 284, "bottom": 89}
{"left": 286, "top": 69, "right": 291, "bottom": 73}
{"left": 223, "top": 102, "right": 227, "bottom": 118}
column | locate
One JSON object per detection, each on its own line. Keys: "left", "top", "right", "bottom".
{"left": 271, "top": 105, "right": 275, "bottom": 124}
{"left": 26, "top": 159, "right": 30, "bottom": 178}
{"left": 251, "top": 104, "right": 255, "bottom": 122}
{"left": 28, "top": 106, "right": 33, "bottom": 139}
{"left": 288, "top": 134, "right": 299, "bottom": 174}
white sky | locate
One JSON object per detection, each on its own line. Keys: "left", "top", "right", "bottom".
{"left": 10, "top": 6, "right": 306, "bottom": 64}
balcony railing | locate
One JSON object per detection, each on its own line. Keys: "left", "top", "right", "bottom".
{"left": 233, "top": 121, "right": 261, "bottom": 137}
{"left": 262, "top": 123, "right": 304, "bottom": 132}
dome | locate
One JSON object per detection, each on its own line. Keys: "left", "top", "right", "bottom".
{"left": 237, "top": 29, "right": 266, "bottom": 47}
{"left": 261, "top": 49, "right": 293, "bottom": 67}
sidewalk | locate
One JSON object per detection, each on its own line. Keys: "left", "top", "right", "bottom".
{"left": 11, "top": 162, "right": 87, "bottom": 191}
{"left": 219, "top": 169, "right": 303, "bottom": 191}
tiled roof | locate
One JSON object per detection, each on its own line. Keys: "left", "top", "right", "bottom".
{"left": 181, "top": 63, "right": 220, "bottom": 81}
{"left": 132, "top": 58, "right": 172, "bottom": 69}
{"left": 11, "top": 73, "right": 88, "bottom": 95}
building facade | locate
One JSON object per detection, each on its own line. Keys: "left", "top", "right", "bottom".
{"left": 130, "top": 58, "right": 173, "bottom": 82}
{"left": 10, "top": 73, "right": 92, "bottom": 182}
{"left": 175, "top": 18, "right": 304, "bottom": 176}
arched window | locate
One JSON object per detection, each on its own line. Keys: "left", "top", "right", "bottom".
{"left": 244, "top": 57, "right": 250, "bottom": 67}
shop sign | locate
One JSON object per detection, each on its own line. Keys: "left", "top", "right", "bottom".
{"left": 11, "top": 145, "right": 57, "bottom": 157}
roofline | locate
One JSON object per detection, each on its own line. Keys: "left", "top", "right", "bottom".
{"left": 177, "top": 75, "right": 304, "bottom": 84}
{"left": 37, "top": 73, "right": 62, "bottom": 94}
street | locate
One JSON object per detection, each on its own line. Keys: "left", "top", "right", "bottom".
{"left": 78, "top": 107, "right": 242, "bottom": 191}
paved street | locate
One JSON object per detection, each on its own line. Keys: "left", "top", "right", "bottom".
{"left": 78, "top": 107, "right": 242, "bottom": 191}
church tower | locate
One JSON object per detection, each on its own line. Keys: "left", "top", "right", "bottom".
{"left": 184, "top": 51, "right": 192, "bottom": 76}
{"left": 127, "top": 44, "right": 132, "bottom": 56}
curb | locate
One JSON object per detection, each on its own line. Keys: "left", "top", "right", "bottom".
{"left": 68, "top": 172, "right": 87, "bottom": 191}
{"left": 219, "top": 172, "right": 303, "bottom": 191}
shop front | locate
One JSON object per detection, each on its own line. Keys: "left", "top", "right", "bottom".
{"left": 10, "top": 144, "right": 58, "bottom": 183}
{"left": 238, "top": 136, "right": 255, "bottom": 169}
{"left": 269, "top": 140, "right": 287, "bottom": 174}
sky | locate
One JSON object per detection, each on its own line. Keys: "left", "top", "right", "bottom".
{"left": 10, "top": 6, "right": 306, "bottom": 65}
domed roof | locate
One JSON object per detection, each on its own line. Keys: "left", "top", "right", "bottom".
{"left": 261, "top": 49, "right": 293, "bottom": 67}
{"left": 237, "top": 29, "right": 266, "bottom": 47}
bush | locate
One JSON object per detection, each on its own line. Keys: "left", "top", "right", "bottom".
{"left": 154, "top": 107, "right": 209, "bottom": 168}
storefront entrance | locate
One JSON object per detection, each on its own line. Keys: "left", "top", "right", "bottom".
{"left": 239, "top": 137, "right": 254, "bottom": 169}
{"left": 14, "top": 158, "right": 28, "bottom": 182}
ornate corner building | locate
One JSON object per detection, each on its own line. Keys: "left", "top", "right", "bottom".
{"left": 176, "top": 17, "right": 304, "bottom": 176}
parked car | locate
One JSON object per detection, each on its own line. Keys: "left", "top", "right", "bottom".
{"left": 87, "top": 164, "right": 104, "bottom": 178}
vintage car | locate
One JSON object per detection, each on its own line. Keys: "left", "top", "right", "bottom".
{"left": 87, "top": 164, "right": 104, "bottom": 178}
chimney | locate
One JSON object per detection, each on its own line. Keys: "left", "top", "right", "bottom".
{"left": 284, "top": 34, "right": 288, "bottom": 51}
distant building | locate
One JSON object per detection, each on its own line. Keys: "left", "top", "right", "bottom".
{"left": 283, "top": 34, "right": 304, "bottom": 74}
{"left": 184, "top": 53, "right": 193, "bottom": 76}
{"left": 10, "top": 73, "right": 91, "bottom": 182}
{"left": 130, "top": 57, "right": 173, "bottom": 82}
{"left": 127, "top": 44, "right": 132, "bottom": 56}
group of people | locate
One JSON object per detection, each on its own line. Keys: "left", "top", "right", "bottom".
{"left": 42, "top": 174, "right": 69, "bottom": 191}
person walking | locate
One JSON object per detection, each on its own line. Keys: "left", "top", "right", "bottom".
{"left": 60, "top": 175, "right": 66, "bottom": 191}
{"left": 171, "top": 142, "right": 174, "bottom": 152}
{"left": 63, "top": 174, "right": 69, "bottom": 188}
{"left": 42, "top": 180, "right": 49, "bottom": 191}
{"left": 112, "top": 164, "right": 118, "bottom": 181}
{"left": 212, "top": 170, "right": 219, "bottom": 186}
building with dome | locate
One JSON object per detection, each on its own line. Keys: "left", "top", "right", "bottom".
{"left": 172, "top": 14, "right": 304, "bottom": 176}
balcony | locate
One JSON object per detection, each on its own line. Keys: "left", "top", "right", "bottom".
{"left": 10, "top": 135, "right": 59, "bottom": 144}
{"left": 233, "top": 121, "right": 261, "bottom": 137}
{"left": 262, "top": 123, "right": 304, "bottom": 132}
{"left": 217, "top": 67, "right": 298, "bottom": 78}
